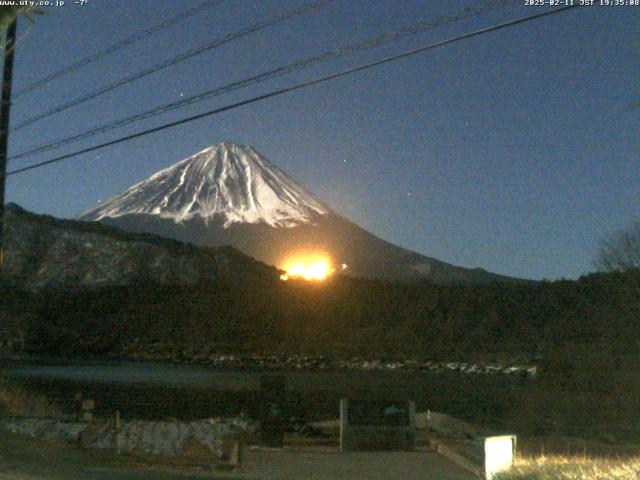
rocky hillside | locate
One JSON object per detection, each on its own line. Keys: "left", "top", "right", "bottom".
{"left": 2, "top": 203, "right": 279, "bottom": 289}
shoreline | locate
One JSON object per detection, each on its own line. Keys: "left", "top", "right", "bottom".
{"left": 1, "top": 353, "right": 539, "bottom": 377}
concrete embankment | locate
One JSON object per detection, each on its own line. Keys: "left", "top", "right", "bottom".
{"left": 2, "top": 416, "right": 255, "bottom": 458}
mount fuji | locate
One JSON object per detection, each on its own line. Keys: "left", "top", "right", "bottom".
{"left": 78, "top": 142, "right": 516, "bottom": 284}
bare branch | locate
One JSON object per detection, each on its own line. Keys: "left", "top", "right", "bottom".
{"left": 594, "top": 222, "right": 640, "bottom": 272}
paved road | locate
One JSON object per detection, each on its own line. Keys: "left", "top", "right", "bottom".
{"left": 242, "top": 446, "right": 476, "bottom": 480}
{"left": 0, "top": 432, "right": 474, "bottom": 480}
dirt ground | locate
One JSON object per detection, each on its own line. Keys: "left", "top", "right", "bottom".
{"left": 0, "top": 430, "right": 475, "bottom": 480}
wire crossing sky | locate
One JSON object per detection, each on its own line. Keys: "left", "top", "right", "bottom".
{"left": 9, "top": 0, "right": 510, "bottom": 163}
{"left": 11, "top": 0, "right": 333, "bottom": 131}
{"left": 12, "top": 0, "right": 226, "bottom": 99}
{"left": 5, "top": 5, "right": 579, "bottom": 176}
{"left": 5, "top": 0, "right": 640, "bottom": 281}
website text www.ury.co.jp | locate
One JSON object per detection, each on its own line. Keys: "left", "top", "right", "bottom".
{"left": 0, "top": 0, "right": 69, "bottom": 7}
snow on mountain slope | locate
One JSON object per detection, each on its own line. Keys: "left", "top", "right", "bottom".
{"left": 78, "top": 141, "right": 525, "bottom": 285}
{"left": 79, "top": 142, "right": 330, "bottom": 228}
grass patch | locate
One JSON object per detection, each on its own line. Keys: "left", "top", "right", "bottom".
{"left": 495, "top": 455, "right": 640, "bottom": 480}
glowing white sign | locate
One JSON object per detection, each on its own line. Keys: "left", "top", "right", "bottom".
{"left": 484, "top": 435, "right": 516, "bottom": 479}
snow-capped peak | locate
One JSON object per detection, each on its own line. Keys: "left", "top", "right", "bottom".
{"left": 78, "top": 142, "right": 330, "bottom": 228}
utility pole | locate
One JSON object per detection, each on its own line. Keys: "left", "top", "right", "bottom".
{"left": 0, "top": 18, "right": 17, "bottom": 271}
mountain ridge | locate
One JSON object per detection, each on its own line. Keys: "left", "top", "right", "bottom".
{"left": 79, "top": 142, "right": 329, "bottom": 228}
{"left": 3, "top": 202, "right": 279, "bottom": 289}
{"left": 78, "top": 142, "right": 527, "bottom": 285}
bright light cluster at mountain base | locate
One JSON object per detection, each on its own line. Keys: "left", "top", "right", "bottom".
{"left": 279, "top": 254, "right": 346, "bottom": 281}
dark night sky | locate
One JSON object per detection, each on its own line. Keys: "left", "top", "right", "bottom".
{"left": 4, "top": 0, "right": 639, "bottom": 280}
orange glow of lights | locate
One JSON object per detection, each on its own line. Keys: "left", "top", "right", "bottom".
{"left": 280, "top": 255, "right": 337, "bottom": 281}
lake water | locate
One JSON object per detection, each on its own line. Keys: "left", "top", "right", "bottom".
{"left": 3, "top": 362, "right": 531, "bottom": 424}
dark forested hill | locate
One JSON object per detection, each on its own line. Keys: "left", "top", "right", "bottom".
{"left": 2, "top": 203, "right": 279, "bottom": 289}
{"left": 1, "top": 264, "right": 638, "bottom": 362}
{"left": 2, "top": 203, "right": 638, "bottom": 364}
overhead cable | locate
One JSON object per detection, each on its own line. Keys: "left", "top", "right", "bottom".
{"left": 4, "top": 5, "right": 580, "bottom": 177}
{"left": 10, "top": 0, "right": 509, "bottom": 162}
{"left": 11, "top": 0, "right": 333, "bottom": 131}
{"left": 14, "top": 0, "right": 226, "bottom": 99}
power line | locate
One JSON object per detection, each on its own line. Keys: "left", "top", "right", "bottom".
{"left": 9, "top": 0, "right": 510, "bottom": 163}
{"left": 10, "top": 0, "right": 333, "bottom": 132}
{"left": 4, "top": 5, "right": 580, "bottom": 178}
{"left": 13, "top": 0, "right": 226, "bottom": 99}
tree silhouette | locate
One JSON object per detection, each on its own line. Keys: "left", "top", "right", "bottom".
{"left": 594, "top": 222, "right": 640, "bottom": 272}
